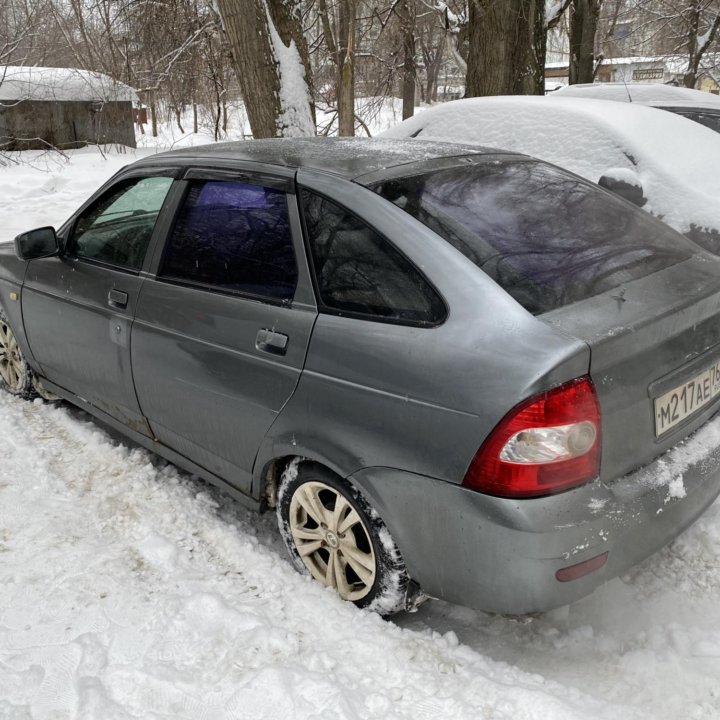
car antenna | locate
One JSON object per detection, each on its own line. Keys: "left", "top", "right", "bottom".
{"left": 621, "top": 78, "right": 632, "bottom": 102}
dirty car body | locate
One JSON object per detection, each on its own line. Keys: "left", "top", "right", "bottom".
{"left": 3, "top": 138, "right": 720, "bottom": 615}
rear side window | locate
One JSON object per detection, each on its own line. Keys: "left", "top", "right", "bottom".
{"left": 300, "top": 189, "right": 446, "bottom": 325}
{"left": 160, "top": 180, "right": 297, "bottom": 302}
{"left": 371, "top": 160, "right": 692, "bottom": 314}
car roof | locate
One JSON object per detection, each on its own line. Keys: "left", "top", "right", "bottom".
{"left": 134, "top": 137, "right": 511, "bottom": 180}
{"left": 553, "top": 82, "right": 720, "bottom": 110}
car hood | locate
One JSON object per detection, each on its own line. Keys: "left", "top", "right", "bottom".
{"left": 380, "top": 96, "right": 720, "bottom": 239}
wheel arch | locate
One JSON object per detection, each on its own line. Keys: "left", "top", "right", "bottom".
{"left": 252, "top": 425, "right": 367, "bottom": 510}
{"left": 0, "top": 283, "right": 38, "bottom": 371}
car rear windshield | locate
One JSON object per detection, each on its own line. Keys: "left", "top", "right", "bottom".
{"left": 370, "top": 160, "right": 692, "bottom": 314}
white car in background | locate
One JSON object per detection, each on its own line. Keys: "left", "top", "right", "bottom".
{"left": 552, "top": 82, "right": 720, "bottom": 134}
{"left": 380, "top": 96, "right": 720, "bottom": 251}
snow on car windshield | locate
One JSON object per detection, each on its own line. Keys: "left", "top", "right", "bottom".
{"left": 380, "top": 96, "right": 720, "bottom": 242}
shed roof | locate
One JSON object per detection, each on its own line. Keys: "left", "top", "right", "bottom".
{"left": 0, "top": 66, "right": 137, "bottom": 103}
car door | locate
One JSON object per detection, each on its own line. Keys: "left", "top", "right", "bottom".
{"left": 21, "top": 171, "right": 177, "bottom": 431}
{"left": 131, "top": 168, "right": 317, "bottom": 494}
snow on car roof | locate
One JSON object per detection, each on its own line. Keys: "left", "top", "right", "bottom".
{"left": 145, "top": 136, "right": 503, "bottom": 180}
{"left": 0, "top": 66, "right": 137, "bottom": 103}
{"left": 553, "top": 82, "right": 720, "bottom": 109}
{"left": 380, "top": 95, "right": 720, "bottom": 236}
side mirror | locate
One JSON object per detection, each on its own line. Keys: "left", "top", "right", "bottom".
{"left": 598, "top": 170, "right": 647, "bottom": 208}
{"left": 14, "top": 226, "right": 60, "bottom": 260}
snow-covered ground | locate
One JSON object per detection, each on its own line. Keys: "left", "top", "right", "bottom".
{"left": 2, "top": 139, "right": 720, "bottom": 719}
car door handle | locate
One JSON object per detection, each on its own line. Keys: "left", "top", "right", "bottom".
{"left": 108, "top": 289, "right": 128, "bottom": 308}
{"left": 256, "top": 328, "right": 289, "bottom": 356}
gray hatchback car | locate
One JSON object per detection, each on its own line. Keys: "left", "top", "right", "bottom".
{"left": 3, "top": 138, "right": 720, "bottom": 616}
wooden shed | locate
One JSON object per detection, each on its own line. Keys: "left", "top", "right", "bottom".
{"left": 0, "top": 66, "right": 137, "bottom": 150}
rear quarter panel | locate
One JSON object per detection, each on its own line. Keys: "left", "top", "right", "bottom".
{"left": 255, "top": 172, "right": 590, "bottom": 486}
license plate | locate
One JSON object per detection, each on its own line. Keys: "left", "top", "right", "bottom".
{"left": 654, "top": 359, "right": 720, "bottom": 437}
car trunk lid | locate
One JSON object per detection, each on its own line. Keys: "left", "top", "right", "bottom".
{"left": 541, "top": 254, "right": 720, "bottom": 483}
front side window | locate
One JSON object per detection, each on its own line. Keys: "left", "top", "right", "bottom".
{"left": 160, "top": 180, "right": 297, "bottom": 302}
{"left": 70, "top": 176, "right": 174, "bottom": 270}
{"left": 300, "top": 189, "right": 445, "bottom": 325}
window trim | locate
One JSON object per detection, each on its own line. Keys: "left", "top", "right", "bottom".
{"left": 156, "top": 178, "right": 300, "bottom": 306}
{"left": 155, "top": 273, "right": 296, "bottom": 307}
{"left": 297, "top": 186, "right": 448, "bottom": 328}
{"left": 183, "top": 167, "right": 293, "bottom": 193}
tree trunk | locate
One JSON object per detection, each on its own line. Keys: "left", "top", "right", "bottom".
{"left": 684, "top": 4, "right": 701, "bottom": 88}
{"left": 400, "top": 0, "right": 416, "bottom": 119}
{"left": 683, "top": 5, "right": 720, "bottom": 89}
{"left": 429, "top": 45, "right": 443, "bottom": 101}
{"left": 569, "top": 0, "right": 600, "bottom": 85}
{"left": 267, "top": 0, "right": 316, "bottom": 125}
{"left": 215, "top": 0, "right": 314, "bottom": 138}
{"left": 216, "top": 0, "right": 282, "bottom": 138}
{"left": 531, "top": 0, "right": 548, "bottom": 94}
{"left": 174, "top": 107, "right": 184, "bottom": 133}
{"left": 465, "top": 0, "right": 543, "bottom": 96}
{"left": 337, "top": 0, "right": 355, "bottom": 136}
{"left": 150, "top": 97, "right": 158, "bottom": 138}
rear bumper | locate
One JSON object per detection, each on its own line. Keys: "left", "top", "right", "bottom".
{"left": 351, "top": 414, "right": 720, "bottom": 615}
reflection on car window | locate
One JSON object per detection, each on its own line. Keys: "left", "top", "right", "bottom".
{"left": 300, "top": 189, "right": 445, "bottom": 325}
{"left": 71, "top": 176, "right": 174, "bottom": 270}
{"left": 160, "top": 180, "right": 297, "bottom": 302}
{"left": 371, "top": 161, "right": 692, "bottom": 315}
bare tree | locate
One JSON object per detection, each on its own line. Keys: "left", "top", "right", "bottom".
{"left": 654, "top": 0, "right": 720, "bottom": 87}
{"left": 0, "top": 0, "right": 60, "bottom": 67}
{"left": 417, "top": 10, "right": 447, "bottom": 102}
{"left": 311, "top": 0, "right": 358, "bottom": 135}
{"left": 463, "top": 0, "right": 546, "bottom": 96}
{"left": 396, "top": 0, "right": 417, "bottom": 118}
{"left": 569, "top": 0, "right": 602, "bottom": 84}
{"left": 216, "top": 0, "right": 315, "bottom": 138}
{"left": 599, "top": 0, "right": 720, "bottom": 88}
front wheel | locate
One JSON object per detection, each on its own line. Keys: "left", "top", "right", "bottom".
{"left": 277, "top": 461, "right": 410, "bottom": 615}
{"left": 0, "top": 308, "right": 34, "bottom": 399}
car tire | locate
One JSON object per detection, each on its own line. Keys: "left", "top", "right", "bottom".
{"left": 0, "top": 307, "right": 35, "bottom": 399}
{"left": 277, "top": 460, "right": 410, "bottom": 615}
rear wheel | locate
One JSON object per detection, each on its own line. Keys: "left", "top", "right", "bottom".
{"left": 277, "top": 461, "right": 410, "bottom": 615}
{"left": 0, "top": 308, "right": 34, "bottom": 399}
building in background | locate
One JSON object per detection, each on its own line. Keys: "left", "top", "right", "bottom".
{"left": 0, "top": 66, "right": 137, "bottom": 150}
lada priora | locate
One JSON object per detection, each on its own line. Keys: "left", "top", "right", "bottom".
{"left": 2, "top": 138, "right": 720, "bottom": 615}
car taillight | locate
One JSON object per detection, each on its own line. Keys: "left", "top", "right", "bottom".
{"left": 463, "top": 376, "right": 601, "bottom": 498}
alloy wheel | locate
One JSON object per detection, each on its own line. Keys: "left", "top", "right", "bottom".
{"left": 288, "top": 480, "right": 377, "bottom": 601}
{"left": 0, "top": 319, "right": 25, "bottom": 393}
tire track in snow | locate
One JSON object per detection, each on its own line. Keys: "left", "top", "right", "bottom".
{"left": 0, "top": 392, "right": 653, "bottom": 720}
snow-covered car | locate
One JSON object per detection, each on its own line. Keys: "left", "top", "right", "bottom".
{"left": 3, "top": 138, "right": 720, "bottom": 616}
{"left": 381, "top": 96, "right": 720, "bottom": 251}
{"left": 552, "top": 82, "right": 720, "bottom": 134}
